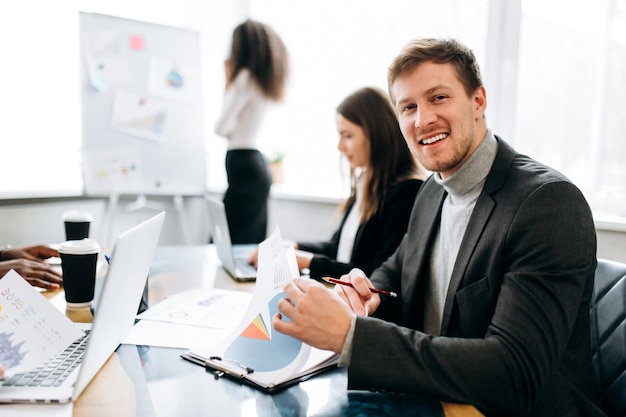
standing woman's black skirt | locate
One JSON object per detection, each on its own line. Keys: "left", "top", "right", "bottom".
{"left": 223, "top": 149, "right": 272, "bottom": 244}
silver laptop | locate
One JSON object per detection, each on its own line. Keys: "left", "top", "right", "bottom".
{"left": 206, "top": 197, "right": 257, "bottom": 281}
{"left": 0, "top": 211, "right": 165, "bottom": 404}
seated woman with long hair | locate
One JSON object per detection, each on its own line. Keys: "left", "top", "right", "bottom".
{"left": 251, "top": 86, "right": 428, "bottom": 279}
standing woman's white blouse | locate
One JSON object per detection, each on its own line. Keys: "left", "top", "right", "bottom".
{"left": 214, "top": 68, "right": 274, "bottom": 150}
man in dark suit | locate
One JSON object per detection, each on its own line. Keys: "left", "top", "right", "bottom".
{"left": 272, "top": 38, "right": 604, "bottom": 416}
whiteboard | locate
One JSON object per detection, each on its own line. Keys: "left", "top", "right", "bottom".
{"left": 79, "top": 12, "right": 205, "bottom": 196}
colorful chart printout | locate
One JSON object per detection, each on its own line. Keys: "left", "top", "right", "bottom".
{"left": 0, "top": 270, "right": 84, "bottom": 375}
{"left": 224, "top": 293, "right": 309, "bottom": 373}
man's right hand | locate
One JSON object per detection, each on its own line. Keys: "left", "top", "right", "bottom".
{"left": 331, "top": 268, "right": 381, "bottom": 317}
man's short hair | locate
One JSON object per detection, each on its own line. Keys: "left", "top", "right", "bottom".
{"left": 387, "top": 38, "right": 483, "bottom": 103}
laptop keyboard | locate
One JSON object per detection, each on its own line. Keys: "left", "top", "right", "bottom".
{"left": 235, "top": 258, "right": 256, "bottom": 275}
{"left": 2, "top": 330, "right": 90, "bottom": 388}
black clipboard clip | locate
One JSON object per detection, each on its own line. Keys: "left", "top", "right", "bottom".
{"left": 206, "top": 356, "right": 254, "bottom": 379}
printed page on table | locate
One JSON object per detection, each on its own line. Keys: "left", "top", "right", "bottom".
{"left": 136, "top": 288, "right": 253, "bottom": 329}
{"left": 0, "top": 270, "right": 85, "bottom": 376}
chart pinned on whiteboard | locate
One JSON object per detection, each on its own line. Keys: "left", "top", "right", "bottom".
{"left": 109, "top": 90, "right": 171, "bottom": 143}
{"left": 148, "top": 57, "right": 200, "bottom": 103}
{"left": 82, "top": 28, "right": 131, "bottom": 92}
{"left": 82, "top": 147, "right": 143, "bottom": 195}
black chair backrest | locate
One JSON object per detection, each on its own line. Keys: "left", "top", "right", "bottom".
{"left": 590, "top": 258, "right": 626, "bottom": 416}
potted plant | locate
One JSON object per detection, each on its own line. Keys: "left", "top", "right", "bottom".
{"left": 268, "top": 151, "right": 286, "bottom": 183}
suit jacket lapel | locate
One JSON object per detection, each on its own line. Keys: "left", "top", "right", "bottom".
{"left": 439, "top": 194, "right": 495, "bottom": 334}
{"left": 351, "top": 223, "right": 365, "bottom": 260}
{"left": 402, "top": 182, "right": 447, "bottom": 328}
{"left": 440, "top": 136, "right": 515, "bottom": 334}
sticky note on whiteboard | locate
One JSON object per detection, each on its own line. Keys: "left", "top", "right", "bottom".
{"left": 129, "top": 35, "right": 145, "bottom": 51}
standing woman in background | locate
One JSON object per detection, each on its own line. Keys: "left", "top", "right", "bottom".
{"left": 215, "top": 19, "right": 289, "bottom": 244}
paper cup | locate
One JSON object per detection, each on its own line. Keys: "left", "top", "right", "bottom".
{"left": 59, "top": 239, "right": 100, "bottom": 308}
{"left": 62, "top": 210, "right": 93, "bottom": 241}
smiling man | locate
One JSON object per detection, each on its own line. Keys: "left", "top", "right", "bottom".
{"left": 273, "top": 38, "right": 604, "bottom": 416}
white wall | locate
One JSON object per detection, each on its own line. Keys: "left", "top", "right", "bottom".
{"left": 1, "top": 196, "right": 625, "bottom": 264}
{"left": 0, "top": 194, "right": 339, "bottom": 248}
{"left": 596, "top": 228, "right": 626, "bottom": 263}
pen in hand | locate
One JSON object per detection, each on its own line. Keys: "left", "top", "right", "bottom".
{"left": 322, "top": 277, "right": 398, "bottom": 298}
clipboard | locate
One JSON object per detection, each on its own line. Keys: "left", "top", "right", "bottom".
{"left": 180, "top": 350, "right": 339, "bottom": 393}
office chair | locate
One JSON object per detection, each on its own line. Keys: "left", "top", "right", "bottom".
{"left": 590, "top": 258, "right": 626, "bottom": 417}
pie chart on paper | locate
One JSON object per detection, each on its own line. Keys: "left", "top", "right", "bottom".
{"left": 224, "top": 293, "right": 309, "bottom": 373}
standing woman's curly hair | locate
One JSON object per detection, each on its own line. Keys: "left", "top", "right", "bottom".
{"left": 228, "top": 19, "right": 289, "bottom": 101}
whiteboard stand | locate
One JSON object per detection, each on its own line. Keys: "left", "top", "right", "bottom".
{"left": 102, "top": 194, "right": 193, "bottom": 245}
{"left": 172, "top": 195, "right": 193, "bottom": 245}
{"left": 101, "top": 193, "right": 120, "bottom": 246}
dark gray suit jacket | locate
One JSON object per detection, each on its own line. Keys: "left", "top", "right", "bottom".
{"left": 347, "top": 138, "right": 605, "bottom": 417}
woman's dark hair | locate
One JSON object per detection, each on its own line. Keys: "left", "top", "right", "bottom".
{"left": 338, "top": 87, "right": 421, "bottom": 222}
{"left": 228, "top": 19, "right": 289, "bottom": 101}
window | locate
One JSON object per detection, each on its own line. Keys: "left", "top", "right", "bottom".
{"left": 0, "top": 0, "right": 221, "bottom": 198}
{"left": 0, "top": 2, "right": 82, "bottom": 197}
{"left": 242, "top": 0, "right": 488, "bottom": 198}
{"left": 3, "top": 0, "right": 626, "bottom": 221}
{"left": 514, "top": 0, "right": 626, "bottom": 217}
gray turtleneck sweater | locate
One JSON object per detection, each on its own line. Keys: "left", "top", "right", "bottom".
{"left": 340, "top": 130, "right": 498, "bottom": 364}
{"left": 424, "top": 130, "right": 498, "bottom": 335}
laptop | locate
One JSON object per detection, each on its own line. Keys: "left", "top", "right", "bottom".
{"left": 0, "top": 211, "right": 165, "bottom": 404}
{"left": 206, "top": 197, "right": 257, "bottom": 281}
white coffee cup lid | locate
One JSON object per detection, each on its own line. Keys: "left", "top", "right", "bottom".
{"left": 59, "top": 238, "right": 100, "bottom": 255}
{"left": 62, "top": 210, "right": 93, "bottom": 222}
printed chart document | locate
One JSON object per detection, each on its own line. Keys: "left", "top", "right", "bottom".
{"left": 0, "top": 270, "right": 84, "bottom": 376}
{"left": 182, "top": 227, "right": 339, "bottom": 392}
{"left": 124, "top": 288, "right": 252, "bottom": 348}
{"left": 136, "top": 288, "right": 252, "bottom": 328}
